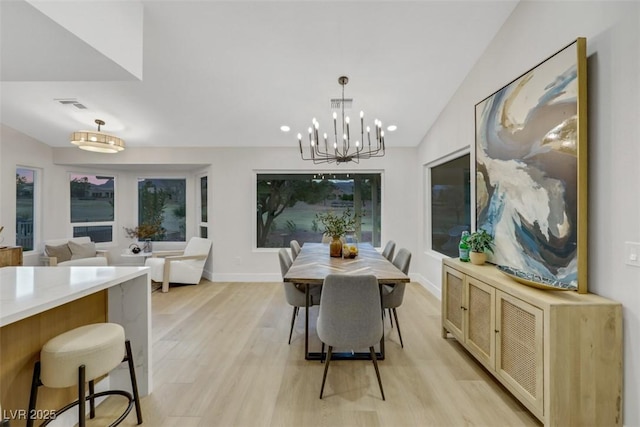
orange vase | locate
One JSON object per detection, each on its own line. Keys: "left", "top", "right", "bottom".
{"left": 329, "top": 236, "right": 342, "bottom": 257}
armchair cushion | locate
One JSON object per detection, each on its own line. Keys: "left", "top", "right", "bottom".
{"left": 44, "top": 243, "right": 72, "bottom": 263}
{"left": 68, "top": 240, "right": 97, "bottom": 259}
{"left": 58, "top": 257, "right": 108, "bottom": 267}
{"left": 42, "top": 236, "right": 108, "bottom": 266}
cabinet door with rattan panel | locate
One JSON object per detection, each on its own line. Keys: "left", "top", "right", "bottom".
{"left": 441, "top": 265, "right": 464, "bottom": 340}
{"left": 496, "top": 290, "right": 544, "bottom": 419}
{"left": 465, "top": 276, "right": 496, "bottom": 369}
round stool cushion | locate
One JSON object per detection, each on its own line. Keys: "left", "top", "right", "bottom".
{"left": 40, "top": 323, "right": 125, "bottom": 388}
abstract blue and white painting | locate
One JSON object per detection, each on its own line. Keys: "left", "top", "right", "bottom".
{"left": 475, "top": 41, "right": 583, "bottom": 288}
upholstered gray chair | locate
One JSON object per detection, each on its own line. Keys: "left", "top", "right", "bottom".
{"left": 382, "top": 248, "right": 411, "bottom": 348}
{"left": 381, "top": 240, "right": 396, "bottom": 262}
{"left": 290, "top": 240, "right": 301, "bottom": 261}
{"left": 279, "top": 249, "right": 320, "bottom": 344}
{"left": 317, "top": 274, "right": 385, "bottom": 400}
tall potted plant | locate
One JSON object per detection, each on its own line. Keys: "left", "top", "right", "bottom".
{"left": 316, "top": 209, "right": 358, "bottom": 257}
{"left": 467, "top": 229, "right": 494, "bottom": 265}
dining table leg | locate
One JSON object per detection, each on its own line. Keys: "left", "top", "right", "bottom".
{"left": 305, "top": 283, "right": 310, "bottom": 360}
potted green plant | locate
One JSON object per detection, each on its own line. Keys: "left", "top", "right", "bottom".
{"left": 467, "top": 228, "right": 494, "bottom": 265}
{"left": 316, "top": 209, "right": 358, "bottom": 257}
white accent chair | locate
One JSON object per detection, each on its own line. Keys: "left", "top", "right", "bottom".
{"left": 41, "top": 236, "right": 109, "bottom": 266}
{"left": 145, "top": 237, "right": 212, "bottom": 293}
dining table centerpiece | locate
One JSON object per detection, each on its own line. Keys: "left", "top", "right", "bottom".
{"left": 316, "top": 209, "right": 359, "bottom": 257}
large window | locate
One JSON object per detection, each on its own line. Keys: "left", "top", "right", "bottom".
{"left": 16, "top": 167, "right": 36, "bottom": 251}
{"left": 257, "top": 173, "right": 381, "bottom": 248}
{"left": 70, "top": 173, "right": 114, "bottom": 243}
{"left": 430, "top": 153, "right": 471, "bottom": 257}
{"left": 138, "top": 178, "right": 186, "bottom": 241}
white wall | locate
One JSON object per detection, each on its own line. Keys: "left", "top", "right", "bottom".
{"left": 415, "top": 2, "right": 640, "bottom": 424}
{"left": 1, "top": 130, "right": 420, "bottom": 283}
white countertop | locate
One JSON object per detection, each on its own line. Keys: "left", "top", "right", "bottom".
{"left": 0, "top": 266, "right": 149, "bottom": 327}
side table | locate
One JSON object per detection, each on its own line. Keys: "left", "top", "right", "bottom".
{"left": 119, "top": 252, "right": 152, "bottom": 265}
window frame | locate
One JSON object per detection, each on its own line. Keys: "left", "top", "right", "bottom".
{"left": 69, "top": 172, "right": 116, "bottom": 243}
{"left": 136, "top": 176, "right": 188, "bottom": 242}
{"left": 253, "top": 170, "right": 384, "bottom": 251}
{"left": 196, "top": 172, "right": 209, "bottom": 239}
{"left": 16, "top": 166, "right": 41, "bottom": 253}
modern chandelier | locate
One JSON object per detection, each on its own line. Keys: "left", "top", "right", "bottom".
{"left": 297, "top": 76, "right": 385, "bottom": 164}
{"left": 70, "top": 119, "right": 125, "bottom": 153}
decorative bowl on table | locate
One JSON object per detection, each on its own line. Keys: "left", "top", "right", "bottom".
{"left": 342, "top": 244, "right": 358, "bottom": 259}
{"left": 496, "top": 265, "right": 577, "bottom": 291}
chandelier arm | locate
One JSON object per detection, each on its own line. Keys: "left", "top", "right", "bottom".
{"left": 296, "top": 75, "right": 387, "bottom": 164}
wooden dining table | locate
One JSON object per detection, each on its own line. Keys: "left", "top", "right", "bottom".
{"left": 283, "top": 242, "right": 410, "bottom": 360}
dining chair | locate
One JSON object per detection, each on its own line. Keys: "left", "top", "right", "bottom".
{"left": 279, "top": 249, "right": 320, "bottom": 344}
{"left": 317, "top": 274, "right": 385, "bottom": 400}
{"left": 290, "top": 240, "right": 301, "bottom": 260}
{"left": 382, "top": 248, "right": 411, "bottom": 348}
{"left": 381, "top": 240, "right": 396, "bottom": 262}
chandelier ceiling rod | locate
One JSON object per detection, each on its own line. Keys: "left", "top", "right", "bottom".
{"left": 297, "top": 76, "right": 385, "bottom": 164}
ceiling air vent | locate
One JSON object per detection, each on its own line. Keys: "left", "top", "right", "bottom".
{"left": 331, "top": 98, "right": 353, "bottom": 109}
{"left": 55, "top": 98, "right": 88, "bottom": 109}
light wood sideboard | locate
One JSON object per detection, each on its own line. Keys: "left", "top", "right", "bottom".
{"left": 0, "top": 246, "right": 22, "bottom": 267}
{"left": 441, "top": 258, "right": 622, "bottom": 426}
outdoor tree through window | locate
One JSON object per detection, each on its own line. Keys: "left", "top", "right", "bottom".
{"left": 256, "top": 173, "right": 381, "bottom": 248}
{"left": 137, "top": 178, "right": 186, "bottom": 241}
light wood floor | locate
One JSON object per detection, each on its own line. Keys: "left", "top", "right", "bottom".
{"left": 92, "top": 281, "right": 541, "bottom": 427}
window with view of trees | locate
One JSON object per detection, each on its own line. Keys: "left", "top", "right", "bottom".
{"left": 70, "top": 173, "right": 114, "bottom": 243}
{"left": 256, "top": 173, "right": 381, "bottom": 248}
{"left": 138, "top": 178, "right": 186, "bottom": 242}
{"left": 430, "top": 153, "right": 471, "bottom": 257}
{"left": 16, "top": 167, "right": 36, "bottom": 251}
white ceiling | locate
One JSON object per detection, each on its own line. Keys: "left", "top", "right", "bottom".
{"left": 0, "top": 0, "right": 518, "bottom": 151}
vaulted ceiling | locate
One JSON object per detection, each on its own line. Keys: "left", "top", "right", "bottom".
{"left": 0, "top": 0, "right": 518, "bottom": 151}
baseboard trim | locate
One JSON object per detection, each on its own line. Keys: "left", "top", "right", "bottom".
{"left": 210, "top": 273, "right": 281, "bottom": 283}
{"left": 204, "top": 271, "right": 442, "bottom": 299}
{"left": 410, "top": 273, "right": 441, "bottom": 300}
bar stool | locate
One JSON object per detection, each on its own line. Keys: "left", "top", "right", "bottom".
{"left": 1, "top": 403, "right": 10, "bottom": 426}
{"left": 27, "top": 323, "right": 143, "bottom": 427}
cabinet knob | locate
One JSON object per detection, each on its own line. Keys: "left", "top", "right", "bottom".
{"left": 494, "top": 329, "right": 500, "bottom": 334}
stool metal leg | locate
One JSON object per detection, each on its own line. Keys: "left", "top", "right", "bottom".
{"left": 125, "top": 340, "right": 143, "bottom": 424}
{"left": 78, "top": 365, "right": 86, "bottom": 427}
{"left": 26, "top": 361, "right": 41, "bottom": 427}
{"left": 89, "top": 380, "right": 96, "bottom": 418}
